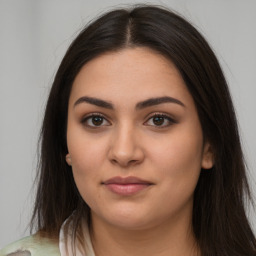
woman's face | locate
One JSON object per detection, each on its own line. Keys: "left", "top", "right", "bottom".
{"left": 66, "top": 47, "right": 213, "bottom": 230}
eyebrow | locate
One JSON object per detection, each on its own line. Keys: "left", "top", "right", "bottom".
{"left": 135, "top": 96, "right": 185, "bottom": 109}
{"left": 74, "top": 96, "right": 113, "bottom": 109}
{"left": 74, "top": 96, "right": 185, "bottom": 109}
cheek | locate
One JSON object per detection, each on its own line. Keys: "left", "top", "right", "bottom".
{"left": 70, "top": 148, "right": 105, "bottom": 187}
{"left": 147, "top": 132, "right": 202, "bottom": 216}
{"left": 152, "top": 136, "right": 202, "bottom": 169}
{"left": 70, "top": 152, "right": 101, "bottom": 208}
{"left": 67, "top": 133, "right": 109, "bottom": 201}
{"left": 149, "top": 125, "right": 203, "bottom": 187}
{"left": 67, "top": 128, "right": 108, "bottom": 173}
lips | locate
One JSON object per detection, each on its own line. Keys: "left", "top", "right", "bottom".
{"left": 102, "top": 176, "right": 153, "bottom": 196}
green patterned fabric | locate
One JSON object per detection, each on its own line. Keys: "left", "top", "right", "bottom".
{"left": 0, "top": 214, "right": 95, "bottom": 256}
{"left": 0, "top": 235, "right": 60, "bottom": 256}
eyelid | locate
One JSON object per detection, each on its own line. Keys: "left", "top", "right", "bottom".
{"left": 80, "top": 112, "right": 111, "bottom": 127}
{"left": 80, "top": 111, "right": 177, "bottom": 128}
{"left": 144, "top": 112, "right": 177, "bottom": 127}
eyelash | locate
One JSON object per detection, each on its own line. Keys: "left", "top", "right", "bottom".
{"left": 81, "top": 112, "right": 176, "bottom": 128}
{"left": 81, "top": 113, "right": 110, "bottom": 128}
{"left": 145, "top": 113, "right": 177, "bottom": 128}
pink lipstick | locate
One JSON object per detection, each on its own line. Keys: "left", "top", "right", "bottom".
{"left": 103, "top": 176, "right": 153, "bottom": 196}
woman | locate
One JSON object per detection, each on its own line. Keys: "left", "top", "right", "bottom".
{"left": 1, "top": 5, "right": 255, "bottom": 256}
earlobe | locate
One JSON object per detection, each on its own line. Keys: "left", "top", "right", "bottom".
{"left": 66, "top": 153, "right": 72, "bottom": 166}
{"left": 201, "top": 142, "right": 214, "bottom": 169}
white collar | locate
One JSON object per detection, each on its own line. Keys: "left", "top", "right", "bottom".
{"left": 59, "top": 215, "right": 95, "bottom": 256}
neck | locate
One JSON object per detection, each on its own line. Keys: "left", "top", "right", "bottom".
{"left": 90, "top": 213, "right": 200, "bottom": 256}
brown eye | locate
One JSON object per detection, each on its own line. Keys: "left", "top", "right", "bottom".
{"left": 81, "top": 114, "right": 110, "bottom": 127}
{"left": 145, "top": 114, "right": 176, "bottom": 128}
{"left": 91, "top": 116, "right": 104, "bottom": 126}
{"left": 152, "top": 116, "right": 165, "bottom": 126}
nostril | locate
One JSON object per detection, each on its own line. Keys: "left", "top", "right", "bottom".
{"left": 110, "top": 158, "right": 140, "bottom": 167}
{"left": 128, "top": 159, "right": 137, "bottom": 164}
{"left": 111, "top": 159, "right": 118, "bottom": 164}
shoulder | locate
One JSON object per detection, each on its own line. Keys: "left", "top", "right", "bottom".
{"left": 0, "top": 234, "right": 60, "bottom": 256}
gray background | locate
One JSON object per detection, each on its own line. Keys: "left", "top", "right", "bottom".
{"left": 0, "top": 0, "right": 255, "bottom": 247}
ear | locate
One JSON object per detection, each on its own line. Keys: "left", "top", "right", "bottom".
{"left": 66, "top": 153, "right": 72, "bottom": 166}
{"left": 201, "top": 142, "right": 214, "bottom": 169}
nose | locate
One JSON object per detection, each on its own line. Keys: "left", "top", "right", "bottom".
{"left": 107, "top": 124, "right": 145, "bottom": 168}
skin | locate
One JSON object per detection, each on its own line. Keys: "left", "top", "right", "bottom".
{"left": 66, "top": 47, "right": 213, "bottom": 256}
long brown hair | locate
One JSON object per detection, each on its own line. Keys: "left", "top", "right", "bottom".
{"left": 31, "top": 5, "right": 256, "bottom": 255}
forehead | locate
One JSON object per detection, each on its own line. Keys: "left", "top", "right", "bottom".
{"left": 69, "top": 47, "right": 193, "bottom": 107}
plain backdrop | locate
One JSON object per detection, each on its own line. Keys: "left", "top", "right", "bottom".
{"left": 0, "top": 0, "right": 256, "bottom": 247}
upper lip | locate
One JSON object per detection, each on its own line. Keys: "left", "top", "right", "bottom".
{"left": 103, "top": 176, "right": 153, "bottom": 185}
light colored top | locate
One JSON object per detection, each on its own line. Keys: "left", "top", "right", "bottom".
{"left": 0, "top": 216, "right": 95, "bottom": 256}
{"left": 59, "top": 216, "right": 95, "bottom": 256}
{"left": 0, "top": 235, "right": 60, "bottom": 256}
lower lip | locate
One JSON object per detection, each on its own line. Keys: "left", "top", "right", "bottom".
{"left": 104, "top": 183, "right": 151, "bottom": 196}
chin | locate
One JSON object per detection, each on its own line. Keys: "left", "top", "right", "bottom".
{"left": 93, "top": 205, "right": 163, "bottom": 231}
{"left": 107, "top": 216, "right": 153, "bottom": 231}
